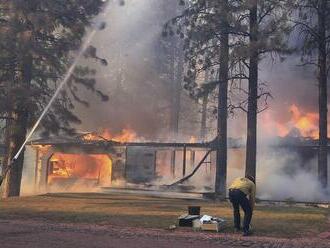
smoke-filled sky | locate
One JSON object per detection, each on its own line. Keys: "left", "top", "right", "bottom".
{"left": 74, "top": 0, "right": 176, "bottom": 139}
{"left": 73, "top": 0, "right": 329, "bottom": 142}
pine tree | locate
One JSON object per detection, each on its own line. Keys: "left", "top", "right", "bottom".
{"left": 165, "top": 0, "right": 291, "bottom": 191}
{"left": 215, "top": 0, "right": 230, "bottom": 196}
{"left": 293, "top": 0, "right": 329, "bottom": 188}
{"left": 232, "top": 0, "right": 291, "bottom": 180}
{"left": 158, "top": 1, "right": 186, "bottom": 138}
{"left": 0, "top": 0, "right": 108, "bottom": 197}
{"left": 164, "top": 0, "right": 234, "bottom": 196}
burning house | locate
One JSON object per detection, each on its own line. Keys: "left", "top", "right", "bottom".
{"left": 27, "top": 128, "right": 330, "bottom": 194}
{"left": 25, "top": 106, "right": 330, "bottom": 198}
{"left": 28, "top": 131, "right": 218, "bottom": 192}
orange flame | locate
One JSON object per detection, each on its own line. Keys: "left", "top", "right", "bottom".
{"left": 267, "top": 104, "right": 320, "bottom": 139}
{"left": 48, "top": 153, "right": 112, "bottom": 186}
{"left": 83, "top": 128, "right": 137, "bottom": 142}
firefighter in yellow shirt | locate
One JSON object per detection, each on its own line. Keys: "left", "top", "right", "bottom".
{"left": 228, "top": 175, "right": 256, "bottom": 236}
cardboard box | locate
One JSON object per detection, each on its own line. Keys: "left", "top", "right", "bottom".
{"left": 200, "top": 221, "right": 220, "bottom": 232}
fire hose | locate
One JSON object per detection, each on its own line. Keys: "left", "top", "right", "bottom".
{"left": 0, "top": 16, "right": 109, "bottom": 189}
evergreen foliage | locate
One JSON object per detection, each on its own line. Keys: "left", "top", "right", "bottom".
{"left": 0, "top": 0, "right": 108, "bottom": 197}
{"left": 0, "top": 0, "right": 108, "bottom": 136}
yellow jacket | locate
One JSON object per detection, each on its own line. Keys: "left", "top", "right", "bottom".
{"left": 229, "top": 177, "right": 256, "bottom": 209}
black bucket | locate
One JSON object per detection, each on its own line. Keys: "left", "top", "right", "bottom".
{"left": 188, "top": 206, "right": 201, "bottom": 215}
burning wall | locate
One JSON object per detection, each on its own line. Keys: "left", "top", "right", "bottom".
{"left": 30, "top": 136, "right": 126, "bottom": 192}
{"left": 28, "top": 131, "right": 215, "bottom": 193}
{"left": 48, "top": 153, "right": 112, "bottom": 187}
{"left": 23, "top": 122, "right": 329, "bottom": 201}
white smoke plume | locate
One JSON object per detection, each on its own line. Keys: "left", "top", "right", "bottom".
{"left": 256, "top": 149, "right": 329, "bottom": 202}
{"left": 227, "top": 147, "right": 329, "bottom": 202}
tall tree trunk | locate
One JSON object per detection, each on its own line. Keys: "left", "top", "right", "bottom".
{"left": 2, "top": 54, "right": 32, "bottom": 198}
{"left": 318, "top": 0, "right": 328, "bottom": 188}
{"left": 2, "top": 110, "right": 29, "bottom": 197}
{"left": 245, "top": 0, "right": 258, "bottom": 179}
{"left": 215, "top": 0, "right": 229, "bottom": 197}
{"left": 200, "top": 70, "right": 210, "bottom": 141}
{"left": 175, "top": 45, "right": 184, "bottom": 134}
{"left": 169, "top": 39, "right": 183, "bottom": 136}
{"left": 200, "top": 93, "right": 208, "bottom": 141}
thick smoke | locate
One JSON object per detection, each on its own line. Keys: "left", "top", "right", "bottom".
{"left": 73, "top": 0, "right": 195, "bottom": 140}
{"left": 151, "top": 147, "right": 329, "bottom": 201}
{"left": 227, "top": 148, "right": 329, "bottom": 202}
{"left": 256, "top": 150, "right": 329, "bottom": 201}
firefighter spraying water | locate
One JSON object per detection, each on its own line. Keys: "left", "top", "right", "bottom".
{"left": 0, "top": 11, "right": 109, "bottom": 189}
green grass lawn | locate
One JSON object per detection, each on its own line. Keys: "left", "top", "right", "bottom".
{"left": 0, "top": 193, "right": 329, "bottom": 238}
